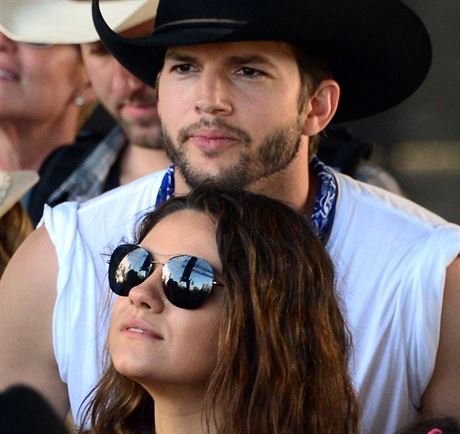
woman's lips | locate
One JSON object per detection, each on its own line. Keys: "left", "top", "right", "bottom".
{"left": 121, "top": 318, "right": 164, "bottom": 340}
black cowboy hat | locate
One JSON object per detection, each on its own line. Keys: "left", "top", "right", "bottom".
{"left": 92, "top": 0, "right": 431, "bottom": 123}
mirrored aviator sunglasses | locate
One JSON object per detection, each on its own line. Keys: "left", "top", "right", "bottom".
{"left": 108, "top": 244, "right": 223, "bottom": 310}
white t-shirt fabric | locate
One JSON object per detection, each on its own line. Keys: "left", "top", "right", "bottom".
{"left": 43, "top": 169, "right": 460, "bottom": 433}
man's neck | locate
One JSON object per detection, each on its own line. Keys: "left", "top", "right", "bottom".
{"left": 174, "top": 137, "right": 316, "bottom": 216}
{"left": 119, "top": 143, "right": 172, "bottom": 185}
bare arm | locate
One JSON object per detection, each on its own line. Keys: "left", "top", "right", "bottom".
{"left": 0, "top": 226, "right": 69, "bottom": 419}
{"left": 420, "top": 256, "right": 460, "bottom": 422}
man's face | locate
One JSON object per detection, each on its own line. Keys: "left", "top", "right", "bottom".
{"left": 158, "top": 41, "right": 307, "bottom": 189}
{"left": 80, "top": 21, "right": 162, "bottom": 148}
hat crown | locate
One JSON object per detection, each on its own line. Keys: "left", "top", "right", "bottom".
{"left": 155, "top": 0, "right": 272, "bottom": 32}
{"left": 93, "top": 0, "right": 432, "bottom": 122}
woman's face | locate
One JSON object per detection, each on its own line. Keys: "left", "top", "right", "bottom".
{"left": 109, "top": 209, "right": 225, "bottom": 392}
{"left": 0, "top": 33, "right": 84, "bottom": 125}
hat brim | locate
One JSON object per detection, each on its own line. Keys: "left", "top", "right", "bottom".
{"left": 93, "top": 0, "right": 431, "bottom": 123}
{"left": 0, "top": 0, "right": 157, "bottom": 44}
{"left": 0, "top": 171, "right": 39, "bottom": 219}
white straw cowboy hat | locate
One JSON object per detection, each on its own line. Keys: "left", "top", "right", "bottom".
{"left": 0, "top": 171, "right": 39, "bottom": 219}
{"left": 0, "top": 0, "right": 158, "bottom": 44}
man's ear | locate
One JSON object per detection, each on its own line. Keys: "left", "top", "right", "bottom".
{"left": 301, "top": 80, "right": 340, "bottom": 135}
{"left": 156, "top": 72, "right": 162, "bottom": 119}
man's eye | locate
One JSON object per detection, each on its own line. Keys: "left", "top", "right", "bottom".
{"left": 89, "top": 44, "right": 109, "bottom": 56}
{"left": 171, "top": 64, "right": 196, "bottom": 74}
{"left": 236, "top": 67, "right": 265, "bottom": 78}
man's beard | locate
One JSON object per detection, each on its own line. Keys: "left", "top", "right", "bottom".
{"left": 120, "top": 117, "right": 163, "bottom": 150}
{"left": 116, "top": 90, "right": 163, "bottom": 150}
{"left": 161, "top": 117, "right": 303, "bottom": 189}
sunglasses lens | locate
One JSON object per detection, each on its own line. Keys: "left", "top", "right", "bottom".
{"left": 162, "top": 256, "right": 215, "bottom": 309}
{"left": 108, "top": 244, "right": 153, "bottom": 296}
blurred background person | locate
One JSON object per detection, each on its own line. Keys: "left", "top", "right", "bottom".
{"left": 0, "top": 385, "right": 70, "bottom": 434}
{"left": 345, "top": 0, "right": 459, "bottom": 224}
{"left": 318, "top": 125, "right": 405, "bottom": 195}
{"left": 0, "top": 169, "right": 38, "bottom": 277}
{"left": 0, "top": 31, "right": 94, "bottom": 171}
{"left": 0, "top": 0, "right": 169, "bottom": 225}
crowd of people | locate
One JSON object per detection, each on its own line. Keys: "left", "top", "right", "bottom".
{"left": 0, "top": 0, "right": 459, "bottom": 433}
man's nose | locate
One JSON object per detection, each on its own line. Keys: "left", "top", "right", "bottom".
{"left": 194, "top": 69, "right": 233, "bottom": 116}
{"left": 112, "top": 60, "right": 146, "bottom": 95}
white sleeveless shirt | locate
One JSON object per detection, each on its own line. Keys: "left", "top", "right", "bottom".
{"left": 44, "top": 169, "right": 460, "bottom": 433}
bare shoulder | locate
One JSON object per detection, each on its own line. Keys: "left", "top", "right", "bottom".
{"left": 1, "top": 225, "right": 58, "bottom": 302}
{"left": 421, "top": 256, "right": 460, "bottom": 422}
{"left": 0, "top": 225, "right": 69, "bottom": 418}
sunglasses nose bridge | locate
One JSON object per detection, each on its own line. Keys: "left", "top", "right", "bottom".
{"left": 127, "top": 268, "right": 166, "bottom": 313}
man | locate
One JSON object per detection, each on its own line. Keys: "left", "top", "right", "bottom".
{"left": 1, "top": 0, "right": 459, "bottom": 433}
{"left": 1, "top": 0, "right": 170, "bottom": 224}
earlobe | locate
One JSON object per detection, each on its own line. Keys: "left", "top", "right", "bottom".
{"left": 301, "top": 80, "right": 340, "bottom": 135}
{"left": 75, "top": 68, "right": 96, "bottom": 106}
{"left": 80, "top": 80, "right": 97, "bottom": 106}
{"left": 75, "top": 64, "right": 97, "bottom": 106}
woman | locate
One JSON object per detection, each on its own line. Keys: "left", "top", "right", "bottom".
{"left": 81, "top": 187, "right": 359, "bottom": 434}
{"left": 0, "top": 31, "right": 94, "bottom": 170}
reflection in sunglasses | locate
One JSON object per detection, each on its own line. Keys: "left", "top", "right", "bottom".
{"left": 116, "top": 249, "right": 151, "bottom": 283}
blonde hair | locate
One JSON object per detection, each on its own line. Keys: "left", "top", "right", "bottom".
{"left": 0, "top": 203, "right": 34, "bottom": 278}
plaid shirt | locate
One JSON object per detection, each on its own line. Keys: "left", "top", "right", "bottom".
{"left": 48, "top": 127, "right": 126, "bottom": 204}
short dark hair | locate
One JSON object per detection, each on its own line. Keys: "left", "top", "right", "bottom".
{"left": 292, "top": 46, "right": 334, "bottom": 158}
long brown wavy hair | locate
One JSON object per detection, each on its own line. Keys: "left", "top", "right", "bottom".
{"left": 0, "top": 203, "right": 34, "bottom": 278}
{"left": 80, "top": 187, "right": 359, "bottom": 434}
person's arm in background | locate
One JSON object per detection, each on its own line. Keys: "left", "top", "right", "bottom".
{"left": 420, "top": 257, "right": 460, "bottom": 423}
{"left": 0, "top": 226, "right": 70, "bottom": 419}
{"left": 397, "top": 418, "right": 459, "bottom": 434}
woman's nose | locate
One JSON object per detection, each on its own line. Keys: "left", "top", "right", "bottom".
{"left": 127, "top": 269, "right": 165, "bottom": 313}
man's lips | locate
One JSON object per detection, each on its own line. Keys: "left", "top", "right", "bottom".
{"left": 121, "top": 103, "right": 158, "bottom": 118}
{"left": 188, "top": 129, "right": 240, "bottom": 152}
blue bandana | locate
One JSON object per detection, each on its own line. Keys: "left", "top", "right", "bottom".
{"left": 155, "top": 164, "right": 175, "bottom": 206}
{"left": 310, "top": 156, "right": 338, "bottom": 242}
{"left": 154, "top": 158, "right": 338, "bottom": 243}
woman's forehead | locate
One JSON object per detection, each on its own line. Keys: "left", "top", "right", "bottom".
{"left": 141, "top": 209, "right": 221, "bottom": 268}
